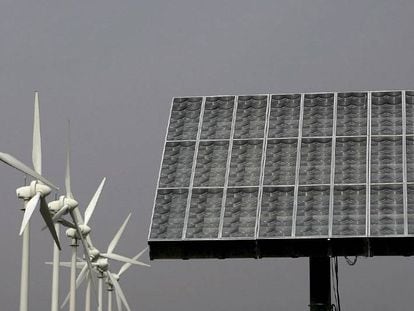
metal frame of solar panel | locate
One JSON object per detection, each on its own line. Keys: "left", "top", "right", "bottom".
{"left": 148, "top": 91, "right": 414, "bottom": 260}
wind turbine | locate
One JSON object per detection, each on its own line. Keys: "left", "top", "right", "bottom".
{"left": 55, "top": 247, "right": 149, "bottom": 311}
{"left": 58, "top": 214, "right": 150, "bottom": 311}
{"left": 47, "top": 175, "right": 105, "bottom": 311}
{"left": 105, "top": 247, "right": 149, "bottom": 311}
{"left": 51, "top": 175, "right": 106, "bottom": 311}
{"left": 87, "top": 213, "right": 150, "bottom": 311}
{"left": 48, "top": 121, "right": 104, "bottom": 311}
{"left": 0, "top": 92, "right": 60, "bottom": 311}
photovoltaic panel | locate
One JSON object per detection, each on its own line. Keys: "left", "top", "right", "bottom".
{"left": 149, "top": 91, "right": 414, "bottom": 260}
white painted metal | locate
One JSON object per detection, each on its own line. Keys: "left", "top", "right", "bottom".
{"left": 51, "top": 223, "right": 60, "bottom": 311}
{"left": 19, "top": 216, "right": 29, "bottom": 311}
{"left": 107, "top": 272, "right": 131, "bottom": 311}
{"left": 60, "top": 263, "right": 88, "bottom": 309}
{"left": 70, "top": 239, "right": 78, "bottom": 311}
{"left": 107, "top": 214, "right": 131, "bottom": 254}
{"left": 107, "top": 287, "right": 112, "bottom": 311}
{"left": 98, "top": 275, "right": 103, "bottom": 311}
{"left": 54, "top": 125, "right": 106, "bottom": 309}
{"left": 85, "top": 279, "right": 91, "bottom": 311}
{"left": 33, "top": 92, "right": 42, "bottom": 175}
{"left": 0, "top": 152, "right": 58, "bottom": 189}
{"left": 16, "top": 92, "right": 60, "bottom": 311}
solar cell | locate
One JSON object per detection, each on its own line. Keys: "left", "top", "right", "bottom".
{"left": 149, "top": 90, "right": 414, "bottom": 259}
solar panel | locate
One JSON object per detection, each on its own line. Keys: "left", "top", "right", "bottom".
{"left": 148, "top": 91, "right": 414, "bottom": 259}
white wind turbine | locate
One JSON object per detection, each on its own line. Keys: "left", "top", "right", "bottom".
{"left": 47, "top": 122, "right": 104, "bottom": 311}
{"left": 58, "top": 213, "right": 150, "bottom": 311}
{"left": 53, "top": 175, "right": 106, "bottom": 311}
{"left": 105, "top": 247, "right": 149, "bottom": 311}
{"left": 0, "top": 92, "right": 60, "bottom": 311}
{"left": 47, "top": 174, "right": 106, "bottom": 311}
{"left": 55, "top": 248, "right": 149, "bottom": 311}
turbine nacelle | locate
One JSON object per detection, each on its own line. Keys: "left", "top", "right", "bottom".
{"left": 105, "top": 272, "right": 119, "bottom": 287}
{"left": 16, "top": 180, "right": 51, "bottom": 200}
{"left": 48, "top": 195, "right": 65, "bottom": 213}
{"left": 64, "top": 197, "right": 78, "bottom": 210}
{"left": 96, "top": 258, "right": 109, "bottom": 272}
{"left": 89, "top": 247, "right": 100, "bottom": 259}
{"left": 65, "top": 224, "right": 91, "bottom": 239}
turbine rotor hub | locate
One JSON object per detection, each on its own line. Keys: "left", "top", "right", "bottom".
{"left": 64, "top": 197, "right": 78, "bottom": 210}
{"left": 65, "top": 224, "right": 91, "bottom": 239}
{"left": 79, "top": 224, "right": 91, "bottom": 235}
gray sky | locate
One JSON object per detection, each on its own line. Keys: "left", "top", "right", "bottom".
{"left": 0, "top": 1, "right": 414, "bottom": 310}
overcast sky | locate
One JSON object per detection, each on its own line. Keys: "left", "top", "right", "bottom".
{"left": 1, "top": 1, "right": 414, "bottom": 310}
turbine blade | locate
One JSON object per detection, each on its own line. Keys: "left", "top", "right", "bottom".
{"left": 108, "top": 272, "right": 131, "bottom": 311}
{"left": 109, "top": 272, "right": 123, "bottom": 311}
{"left": 39, "top": 197, "right": 61, "bottom": 250}
{"left": 107, "top": 213, "right": 131, "bottom": 254}
{"left": 60, "top": 265, "right": 89, "bottom": 309}
{"left": 42, "top": 208, "right": 73, "bottom": 230}
{"left": 118, "top": 247, "right": 149, "bottom": 276}
{"left": 19, "top": 192, "right": 40, "bottom": 235}
{"left": 84, "top": 177, "right": 106, "bottom": 226}
{"left": 32, "top": 91, "right": 41, "bottom": 175}
{"left": 57, "top": 218, "right": 76, "bottom": 229}
{"left": 0, "top": 152, "right": 58, "bottom": 190}
{"left": 86, "top": 235, "right": 94, "bottom": 249}
{"left": 76, "top": 265, "right": 89, "bottom": 287}
{"left": 45, "top": 261, "right": 85, "bottom": 268}
{"left": 101, "top": 253, "right": 150, "bottom": 267}
{"left": 60, "top": 291, "right": 70, "bottom": 309}
{"left": 51, "top": 205, "right": 69, "bottom": 223}
{"left": 114, "top": 280, "right": 122, "bottom": 311}
{"left": 65, "top": 120, "right": 74, "bottom": 199}
{"left": 69, "top": 209, "right": 99, "bottom": 306}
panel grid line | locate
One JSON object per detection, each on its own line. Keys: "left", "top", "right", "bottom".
{"left": 182, "top": 97, "right": 206, "bottom": 239}
{"left": 218, "top": 96, "right": 238, "bottom": 238}
{"left": 148, "top": 97, "right": 177, "bottom": 240}
{"left": 367, "top": 92, "right": 372, "bottom": 236}
{"left": 403, "top": 90, "right": 408, "bottom": 235}
{"left": 328, "top": 93, "right": 338, "bottom": 237}
{"left": 255, "top": 94, "right": 271, "bottom": 238}
{"left": 291, "top": 93, "right": 305, "bottom": 237}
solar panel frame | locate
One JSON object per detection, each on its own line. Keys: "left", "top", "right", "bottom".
{"left": 148, "top": 90, "right": 414, "bottom": 259}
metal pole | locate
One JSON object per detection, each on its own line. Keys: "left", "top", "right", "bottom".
{"left": 69, "top": 238, "right": 78, "bottom": 311}
{"left": 107, "top": 287, "right": 112, "bottom": 311}
{"left": 51, "top": 223, "right": 60, "bottom": 311}
{"left": 98, "top": 273, "right": 103, "bottom": 311}
{"left": 309, "top": 257, "right": 331, "bottom": 311}
{"left": 85, "top": 279, "right": 91, "bottom": 311}
{"left": 20, "top": 200, "right": 29, "bottom": 311}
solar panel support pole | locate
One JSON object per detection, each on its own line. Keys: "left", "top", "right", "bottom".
{"left": 309, "top": 257, "right": 331, "bottom": 311}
